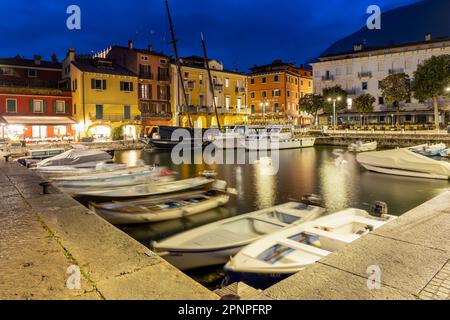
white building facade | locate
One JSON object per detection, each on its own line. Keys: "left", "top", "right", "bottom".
{"left": 311, "top": 37, "right": 450, "bottom": 126}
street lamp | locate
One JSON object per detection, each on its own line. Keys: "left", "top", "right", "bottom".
{"left": 446, "top": 87, "right": 450, "bottom": 93}
{"left": 327, "top": 96, "right": 341, "bottom": 132}
{"left": 260, "top": 102, "right": 269, "bottom": 124}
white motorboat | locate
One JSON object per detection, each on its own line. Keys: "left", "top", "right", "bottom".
{"left": 36, "top": 149, "right": 112, "bottom": 167}
{"left": 212, "top": 125, "right": 248, "bottom": 149}
{"left": 76, "top": 177, "right": 216, "bottom": 199}
{"left": 52, "top": 166, "right": 174, "bottom": 196}
{"left": 224, "top": 207, "right": 396, "bottom": 288}
{"left": 242, "top": 126, "right": 316, "bottom": 151}
{"left": 357, "top": 149, "right": 450, "bottom": 180}
{"left": 89, "top": 188, "right": 230, "bottom": 225}
{"left": 32, "top": 163, "right": 128, "bottom": 178}
{"left": 440, "top": 148, "right": 450, "bottom": 158}
{"left": 348, "top": 141, "right": 377, "bottom": 152}
{"left": 152, "top": 202, "right": 325, "bottom": 270}
{"left": 409, "top": 143, "right": 446, "bottom": 157}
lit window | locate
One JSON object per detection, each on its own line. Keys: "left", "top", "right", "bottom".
{"left": 120, "top": 81, "right": 134, "bottom": 92}
{"left": 28, "top": 69, "right": 38, "bottom": 78}
{"left": 33, "top": 100, "right": 44, "bottom": 113}
{"left": 225, "top": 78, "right": 230, "bottom": 88}
{"left": 55, "top": 101, "right": 65, "bottom": 113}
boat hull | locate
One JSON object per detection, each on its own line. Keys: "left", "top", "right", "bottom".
{"left": 90, "top": 193, "right": 230, "bottom": 225}
{"left": 361, "top": 163, "right": 448, "bottom": 180}
{"left": 212, "top": 137, "right": 245, "bottom": 150}
{"left": 244, "top": 137, "right": 316, "bottom": 151}
{"left": 225, "top": 270, "right": 291, "bottom": 290}
{"left": 148, "top": 139, "right": 209, "bottom": 150}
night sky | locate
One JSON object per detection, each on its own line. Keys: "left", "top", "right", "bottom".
{"left": 0, "top": 0, "right": 421, "bottom": 71}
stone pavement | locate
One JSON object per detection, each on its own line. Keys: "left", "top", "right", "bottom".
{"left": 0, "top": 160, "right": 217, "bottom": 300}
{"left": 258, "top": 190, "right": 450, "bottom": 300}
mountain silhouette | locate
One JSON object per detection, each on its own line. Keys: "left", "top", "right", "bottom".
{"left": 322, "top": 0, "right": 450, "bottom": 57}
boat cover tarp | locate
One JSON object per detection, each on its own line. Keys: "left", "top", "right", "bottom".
{"left": 36, "top": 149, "right": 112, "bottom": 167}
{"left": 357, "top": 149, "right": 450, "bottom": 177}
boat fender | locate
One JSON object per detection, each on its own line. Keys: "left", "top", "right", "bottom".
{"left": 371, "top": 201, "right": 388, "bottom": 217}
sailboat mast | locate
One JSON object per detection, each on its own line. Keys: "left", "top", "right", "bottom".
{"left": 165, "top": 0, "right": 193, "bottom": 128}
{"left": 201, "top": 33, "right": 221, "bottom": 130}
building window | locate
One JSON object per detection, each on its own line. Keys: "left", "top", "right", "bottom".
{"left": 32, "top": 126, "right": 47, "bottom": 138}
{"left": 199, "top": 74, "right": 203, "bottom": 85}
{"left": 250, "top": 92, "right": 255, "bottom": 99}
{"left": 139, "top": 65, "right": 151, "bottom": 79}
{"left": 28, "top": 69, "right": 38, "bottom": 78}
{"left": 362, "top": 82, "right": 368, "bottom": 90}
{"left": 55, "top": 100, "right": 65, "bottom": 113}
{"left": 96, "top": 105, "right": 103, "bottom": 120}
{"left": 199, "top": 95, "right": 205, "bottom": 107}
{"left": 237, "top": 97, "right": 242, "bottom": 110}
{"left": 184, "top": 72, "right": 189, "bottom": 78}
{"left": 6, "top": 99, "right": 17, "bottom": 113}
{"left": 287, "top": 91, "right": 290, "bottom": 97}
{"left": 250, "top": 105, "right": 255, "bottom": 113}
{"left": 72, "top": 79, "right": 77, "bottom": 91}
{"left": 250, "top": 78, "right": 255, "bottom": 85}
{"left": 141, "top": 56, "right": 149, "bottom": 61}
{"left": 274, "top": 103, "right": 279, "bottom": 112}
{"left": 139, "top": 84, "right": 151, "bottom": 99}
{"left": 274, "top": 75, "right": 279, "bottom": 82}
{"left": 120, "top": 81, "right": 134, "bottom": 92}
{"left": 124, "top": 105, "right": 131, "bottom": 120}
{"left": 262, "top": 77, "right": 267, "bottom": 84}
{"left": 91, "top": 79, "right": 107, "bottom": 90}
{"left": 308, "top": 81, "right": 311, "bottom": 87}
{"left": 225, "top": 78, "right": 230, "bottom": 88}
{"left": 225, "top": 96, "right": 231, "bottom": 109}
{"left": 378, "top": 96, "right": 384, "bottom": 105}
{"left": 262, "top": 91, "right": 267, "bottom": 98}
{"left": 54, "top": 126, "right": 67, "bottom": 136}
{"left": 33, "top": 100, "right": 44, "bottom": 113}
{"left": 295, "top": 79, "right": 298, "bottom": 85}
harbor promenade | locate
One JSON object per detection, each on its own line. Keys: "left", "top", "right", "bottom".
{"left": 0, "top": 160, "right": 217, "bottom": 300}
{"left": 258, "top": 190, "right": 450, "bottom": 300}
{"left": 1, "top": 158, "right": 449, "bottom": 300}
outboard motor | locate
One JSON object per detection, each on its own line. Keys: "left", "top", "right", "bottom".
{"left": 371, "top": 201, "right": 388, "bottom": 217}
{"left": 301, "top": 193, "right": 323, "bottom": 207}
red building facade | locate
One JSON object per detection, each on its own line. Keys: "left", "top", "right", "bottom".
{"left": 0, "top": 55, "right": 75, "bottom": 141}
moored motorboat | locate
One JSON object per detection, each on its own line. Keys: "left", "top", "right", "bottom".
{"left": 348, "top": 141, "right": 377, "bottom": 152}
{"left": 152, "top": 202, "right": 325, "bottom": 270}
{"left": 35, "top": 149, "right": 112, "bottom": 167}
{"left": 242, "top": 126, "right": 316, "bottom": 151}
{"left": 89, "top": 187, "right": 230, "bottom": 225}
{"left": 76, "top": 177, "right": 215, "bottom": 199}
{"left": 147, "top": 126, "right": 214, "bottom": 150}
{"left": 423, "top": 143, "right": 446, "bottom": 157}
{"left": 212, "top": 125, "right": 248, "bottom": 149}
{"left": 52, "top": 166, "right": 174, "bottom": 196}
{"left": 224, "top": 207, "right": 396, "bottom": 289}
{"left": 357, "top": 149, "right": 450, "bottom": 180}
{"left": 440, "top": 148, "right": 450, "bottom": 158}
{"left": 17, "top": 148, "right": 66, "bottom": 167}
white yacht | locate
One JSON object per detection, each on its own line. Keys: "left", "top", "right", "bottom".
{"left": 241, "top": 126, "right": 316, "bottom": 151}
{"left": 212, "top": 125, "right": 248, "bottom": 149}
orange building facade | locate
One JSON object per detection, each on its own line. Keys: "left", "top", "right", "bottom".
{"left": 247, "top": 60, "right": 313, "bottom": 124}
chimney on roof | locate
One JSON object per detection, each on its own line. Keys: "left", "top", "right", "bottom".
{"left": 128, "top": 39, "right": 133, "bottom": 49}
{"left": 148, "top": 44, "right": 153, "bottom": 52}
{"left": 67, "top": 48, "right": 75, "bottom": 62}
{"left": 353, "top": 44, "right": 364, "bottom": 52}
{"left": 51, "top": 53, "right": 58, "bottom": 63}
{"left": 34, "top": 55, "right": 42, "bottom": 65}
{"left": 425, "top": 33, "right": 432, "bottom": 41}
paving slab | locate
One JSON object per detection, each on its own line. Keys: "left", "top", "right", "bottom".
{"left": 259, "top": 263, "right": 415, "bottom": 300}
{"left": 319, "top": 234, "right": 449, "bottom": 295}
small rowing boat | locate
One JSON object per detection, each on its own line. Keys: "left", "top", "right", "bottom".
{"left": 348, "top": 141, "right": 377, "bottom": 152}
{"left": 153, "top": 202, "right": 325, "bottom": 270}
{"left": 89, "top": 189, "right": 230, "bottom": 225}
{"left": 224, "top": 207, "right": 396, "bottom": 289}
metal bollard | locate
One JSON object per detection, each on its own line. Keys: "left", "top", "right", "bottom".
{"left": 39, "top": 181, "right": 52, "bottom": 195}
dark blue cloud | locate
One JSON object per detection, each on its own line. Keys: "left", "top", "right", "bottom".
{"left": 0, "top": 0, "right": 420, "bottom": 71}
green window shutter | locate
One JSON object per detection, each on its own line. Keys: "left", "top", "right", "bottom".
{"left": 43, "top": 100, "right": 47, "bottom": 113}
{"left": 130, "top": 82, "right": 134, "bottom": 92}
{"left": 52, "top": 101, "right": 56, "bottom": 113}
{"left": 91, "top": 79, "right": 95, "bottom": 89}
{"left": 29, "top": 99, "right": 34, "bottom": 113}
{"left": 120, "top": 82, "right": 123, "bottom": 91}
{"left": 65, "top": 101, "right": 69, "bottom": 113}
{"left": 102, "top": 80, "right": 107, "bottom": 90}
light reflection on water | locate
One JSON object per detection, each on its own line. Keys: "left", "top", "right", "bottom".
{"left": 113, "top": 146, "right": 449, "bottom": 288}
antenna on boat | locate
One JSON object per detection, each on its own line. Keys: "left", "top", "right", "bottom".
{"left": 165, "top": 0, "right": 193, "bottom": 128}
{"left": 201, "top": 32, "right": 221, "bottom": 130}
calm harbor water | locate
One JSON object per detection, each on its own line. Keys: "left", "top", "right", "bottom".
{"left": 114, "top": 146, "right": 449, "bottom": 288}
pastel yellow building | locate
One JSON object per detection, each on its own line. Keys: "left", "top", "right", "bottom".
{"left": 171, "top": 56, "right": 248, "bottom": 128}
{"left": 63, "top": 49, "right": 140, "bottom": 140}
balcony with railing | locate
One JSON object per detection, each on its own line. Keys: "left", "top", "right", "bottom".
{"left": 185, "top": 81, "right": 195, "bottom": 91}
{"left": 157, "top": 74, "right": 170, "bottom": 82}
{"left": 213, "top": 83, "right": 224, "bottom": 90}
{"left": 389, "top": 68, "right": 405, "bottom": 74}
{"left": 177, "top": 105, "right": 250, "bottom": 115}
{"left": 139, "top": 71, "right": 153, "bottom": 80}
{"left": 141, "top": 112, "right": 172, "bottom": 119}
{"left": 235, "top": 86, "right": 246, "bottom": 93}
{"left": 89, "top": 113, "right": 141, "bottom": 122}
{"left": 358, "top": 71, "right": 372, "bottom": 79}
{"left": 321, "top": 75, "right": 334, "bottom": 81}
